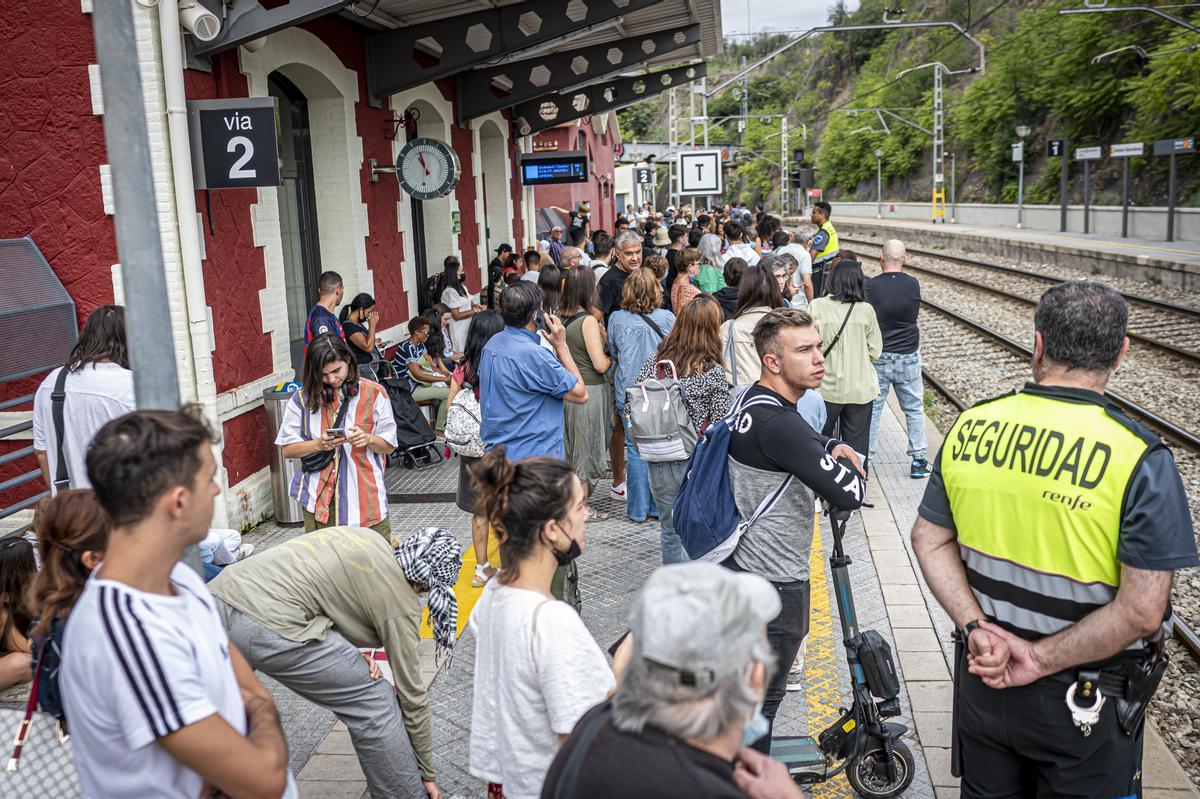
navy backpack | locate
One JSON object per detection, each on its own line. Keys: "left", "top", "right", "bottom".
{"left": 672, "top": 392, "right": 794, "bottom": 562}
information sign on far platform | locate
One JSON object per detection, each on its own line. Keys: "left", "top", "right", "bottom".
{"left": 635, "top": 168, "right": 653, "bottom": 185}
{"left": 1153, "top": 137, "right": 1196, "bottom": 156}
{"left": 187, "top": 97, "right": 280, "bottom": 190}
{"left": 1047, "top": 139, "right": 1065, "bottom": 158}
{"left": 1110, "top": 142, "right": 1144, "bottom": 158}
{"left": 1074, "top": 146, "right": 1102, "bottom": 161}
{"left": 678, "top": 149, "right": 722, "bottom": 194}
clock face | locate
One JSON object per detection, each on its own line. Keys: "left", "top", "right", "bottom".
{"left": 397, "top": 138, "right": 461, "bottom": 200}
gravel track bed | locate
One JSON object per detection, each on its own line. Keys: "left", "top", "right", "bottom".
{"left": 857, "top": 256, "right": 1200, "bottom": 788}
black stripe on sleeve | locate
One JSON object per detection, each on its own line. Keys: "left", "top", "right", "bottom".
{"left": 125, "top": 593, "right": 186, "bottom": 730}
{"left": 98, "top": 586, "right": 165, "bottom": 738}
{"left": 108, "top": 593, "right": 181, "bottom": 736}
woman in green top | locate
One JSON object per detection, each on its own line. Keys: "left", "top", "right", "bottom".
{"left": 696, "top": 233, "right": 728, "bottom": 293}
{"left": 559, "top": 265, "right": 613, "bottom": 520}
{"left": 808, "top": 261, "right": 883, "bottom": 465}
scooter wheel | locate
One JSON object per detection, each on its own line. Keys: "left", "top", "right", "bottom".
{"left": 846, "top": 739, "right": 915, "bottom": 798}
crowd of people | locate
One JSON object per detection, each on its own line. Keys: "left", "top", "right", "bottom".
{"left": 0, "top": 194, "right": 1193, "bottom": 799}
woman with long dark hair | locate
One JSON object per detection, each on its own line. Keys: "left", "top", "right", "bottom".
{"left": 19, "top": 491, "right": 109, "bottom": 698}
{"left": 809, "top": 261, "right": 882, "bottom": 460}
{"left": 278, "top": 333, "right": 398, "bottom": 536}
{"left": 447, "top": 309, "right": 506, "bottom": 587}
{"left": 32, "top": 304, "right": 135, "bottom": 494}
{"left": 467, "top": 447, "right": 614, "bottom": 799}
{"left": 339, "top": 292, "right": 380, "bottom": 371}
{"left": 439, "top": 256, "right": 483, "bottom": 353}
{"left": 723, "top": 258, "right": 788, "bottom": 391}
{"left": 558, "top": 265, "right": 612, "bottom": 521}
{"left": 635, "top": 295, "right": 731, "bottom": 564}
{"left": 669, "top": 247, "right": 702, "bottom": 313}
{"left": 0, "top": 535, "right": 37, "bottom": 692}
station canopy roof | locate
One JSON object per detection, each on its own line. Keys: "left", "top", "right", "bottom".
{"left": 347, "top": 0, "right": 722, "bottom": 69}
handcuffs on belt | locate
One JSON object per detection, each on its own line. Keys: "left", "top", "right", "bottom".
{"left": 1064, "top": 631, "right": 1169, "bottom": 738}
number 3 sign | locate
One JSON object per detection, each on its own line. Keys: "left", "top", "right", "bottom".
{"left": 187, "top": 98, "right": 281, "bottom": 190}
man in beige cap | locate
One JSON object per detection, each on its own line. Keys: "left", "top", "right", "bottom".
{"left": 542, "top": 562, "right": 805, "bottom": 799}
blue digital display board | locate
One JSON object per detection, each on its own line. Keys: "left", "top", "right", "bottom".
{"left": 518, "top": 152, "right": 589, "bottom": 185}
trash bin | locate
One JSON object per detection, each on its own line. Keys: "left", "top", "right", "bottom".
{"left": 263, "top": 386, "right": 304, "bottom": 525}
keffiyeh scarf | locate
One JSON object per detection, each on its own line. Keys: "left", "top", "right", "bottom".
{"left": 395, "top": 527, "right": 462, "bottom": 665}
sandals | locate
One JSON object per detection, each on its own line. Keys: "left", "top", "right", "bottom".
{"left": 586, "top": 506, "right": 609, "bottom": 522}
{"left": 471, "top": 564, "right": 497, "bottom": 588}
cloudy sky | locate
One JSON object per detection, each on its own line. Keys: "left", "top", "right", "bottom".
{"left": 720, "top": 0, "right": 860, "bottom": 38}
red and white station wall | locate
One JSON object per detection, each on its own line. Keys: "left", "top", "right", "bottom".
{"left": 0, "top": 0, "right": 609, "bottom": 529}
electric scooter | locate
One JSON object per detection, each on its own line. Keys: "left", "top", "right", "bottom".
{"left": 770, "top": 504, "right": 916, "bottom": 798}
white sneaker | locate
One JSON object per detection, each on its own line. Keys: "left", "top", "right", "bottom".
{"left": 610, "top": 482, "right": 627, "bottom": 501}
{"left": 785, "top": 663, "right": 805, "bottom": 692}
{"left": 234, "top": 543, "right": 255, "bottom": 561}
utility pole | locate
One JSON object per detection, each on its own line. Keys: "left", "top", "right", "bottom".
{"left": 781, "top": 117, "right": 789, "bottom": 215}
{"left": 668, "top": 86, "right": 677, "bottom": 209}
{"left": 931, "top": 65, "right": 946, "bottom": 222}
{"left": 739, "top": 56, "right": 748, "bottom": 134}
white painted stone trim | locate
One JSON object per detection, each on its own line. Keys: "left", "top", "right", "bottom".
{"left": 87, "top": 65, "right": 103, "bottom": 115}
{"left": 239, "top": 27, "right": 372, "bottom": 378}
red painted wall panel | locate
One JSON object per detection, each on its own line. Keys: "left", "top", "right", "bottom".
{"left": 185, "top": 54, "right": 274, "bottom": 396}
{"left": 222, "top": 405, "right": 271, "bottom": 486}
{"left": 0, "top": 1, "right": 116, "bottom": 510}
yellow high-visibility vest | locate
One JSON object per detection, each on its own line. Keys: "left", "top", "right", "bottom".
{"left": 813, "top": 220, "right": 839, "bottom": 266}
{"left": 941, "top": 385, "right": 1151, "bottom": 639}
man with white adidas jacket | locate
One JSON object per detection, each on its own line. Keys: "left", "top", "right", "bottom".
{"left": 722, "top": 307, "right": 867, "bottom": 753}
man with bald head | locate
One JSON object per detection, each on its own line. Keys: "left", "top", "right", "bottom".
{"left": 866, "top": 239, "right": 929, "bottom": 478}
{"left": 559, "top": 246, "right": 584, "bottom": 271}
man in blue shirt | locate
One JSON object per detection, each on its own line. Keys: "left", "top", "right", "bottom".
{"left": 479, "top": 282, "right": 588, "bottom": 460}
{"left": 305, "top": 271, "right": 345, "bottom": 351}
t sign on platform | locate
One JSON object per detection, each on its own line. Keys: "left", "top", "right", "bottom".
{"left": 187, "top": 98, "right": 281, "bottom": 190}
{"left": 678, "top": 150, "right": 722, "bottom": 195}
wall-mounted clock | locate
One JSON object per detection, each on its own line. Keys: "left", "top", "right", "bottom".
{"left": 396, "top": 137, "right": 461, "bottom": 200}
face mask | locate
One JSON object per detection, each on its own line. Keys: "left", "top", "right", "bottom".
{"left": 552, "top": 537, "right": 582, "bottom": 567}
{"left": 742, "top": 703, "right": 770, "bottom": 746}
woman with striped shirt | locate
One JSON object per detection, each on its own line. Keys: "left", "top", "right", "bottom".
{"left": 278, "top": 334, "right": 398, "bottom": 537}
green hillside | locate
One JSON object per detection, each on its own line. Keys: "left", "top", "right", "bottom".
{"left": 618, "top": 0, "right": 1200, "bottom": 208}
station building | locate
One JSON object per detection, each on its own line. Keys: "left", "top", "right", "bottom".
{"left": 0, "top": 0, "right": 720, "bottom": 529}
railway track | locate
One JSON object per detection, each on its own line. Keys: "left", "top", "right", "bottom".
{"left": 844, "top": 237, "right": 1200, "bottom": 359}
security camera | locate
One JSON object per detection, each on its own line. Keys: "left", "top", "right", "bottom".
{"left": 178, "top": 1, "right": 221, "bottom": 42}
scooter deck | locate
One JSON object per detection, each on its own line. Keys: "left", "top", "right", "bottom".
{"left": 771, "top": 735, "right": 827, "bottom": 781}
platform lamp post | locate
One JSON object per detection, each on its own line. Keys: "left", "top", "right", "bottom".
{"left": 875, "top": 148, "right": 884, "bottom": 218}
{"left": 1015, "top": 125, "right": 1031, "bottom": 229}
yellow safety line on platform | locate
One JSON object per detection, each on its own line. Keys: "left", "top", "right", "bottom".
{"left": 421, "top": 526, "right": 502, "bottom": 639}
{"left": 805, "top": 515, "right": 854, "bottom": 797}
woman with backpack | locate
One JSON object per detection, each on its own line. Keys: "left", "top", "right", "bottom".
{"left": 559, "top": 266, "right": 612, "bottom": 522}
{"left": 467, "top": 447, "right": 614, "bottom": 799}
{"left": 634, "top": 295, "right": 731, "bottom": 564}
{"left": 446, "top": 310, "right": 506, "bottom": 588}
{"left": 809, "top": 261, "right": 882, "bottom": 463}
{"left": 607, "top": 268, "right": 675, "bottom": 523}
{"left": 722, "top": 259, "right": 788, "bottom": 393}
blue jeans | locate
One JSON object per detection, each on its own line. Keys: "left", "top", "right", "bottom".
{"left": 646, "top": 459, "right": 691, "bottom": 564}
{"left": 616, "top": 392, "right": 658, "bottom": 521}
{"left": 624, "top": 427, "right": 659, "bottom": 521}
{"left": 870, "top": 351, "right": 927, "bottom": 462}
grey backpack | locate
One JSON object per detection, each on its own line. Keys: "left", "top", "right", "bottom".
{"left": 625, "top": 360, "right": 698, "bottom": 462}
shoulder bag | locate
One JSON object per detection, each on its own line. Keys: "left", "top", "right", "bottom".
{"left": 50, "top": 367, "right": 70, "bottom": 492}
{"left": 637, "top": 313, "right": 665, "bottom": 340}
{"left": 822, "top": 301, "right": 857, "bottom": 357}
{"left": 300, "top": 388, "right": 351, "bottom": 473}
{"left": 0, "top": 637, "right": 81, "bottom": 797}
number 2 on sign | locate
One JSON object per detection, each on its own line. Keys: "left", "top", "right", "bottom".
{"left": 228, "top": 136, "right": 256, "bottom": 179}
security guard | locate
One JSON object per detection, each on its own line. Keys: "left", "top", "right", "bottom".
{"left": 912, "top": 281, "right": 1198, "bottom": 798}
{"left": 807, "top": 201, "right": 839, "bottom": 297}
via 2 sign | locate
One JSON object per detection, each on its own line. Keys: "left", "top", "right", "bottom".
{"left": 187, "top": 98, "right": 281, "bottom": 190}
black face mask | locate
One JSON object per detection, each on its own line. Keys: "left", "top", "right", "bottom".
{"left": 552, "top": 537, "right": 582, "bottom": 567}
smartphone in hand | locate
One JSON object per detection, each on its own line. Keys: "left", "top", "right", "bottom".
{"left": 325, "top": 427, "right": 346, "bottom": 437}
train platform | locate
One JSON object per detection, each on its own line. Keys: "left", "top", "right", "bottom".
{"left": 782, "top": 214, "right": 1200, "bottom": 292}
{"left": 239, "top": 394, "right": 1200, "bottom": 799}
